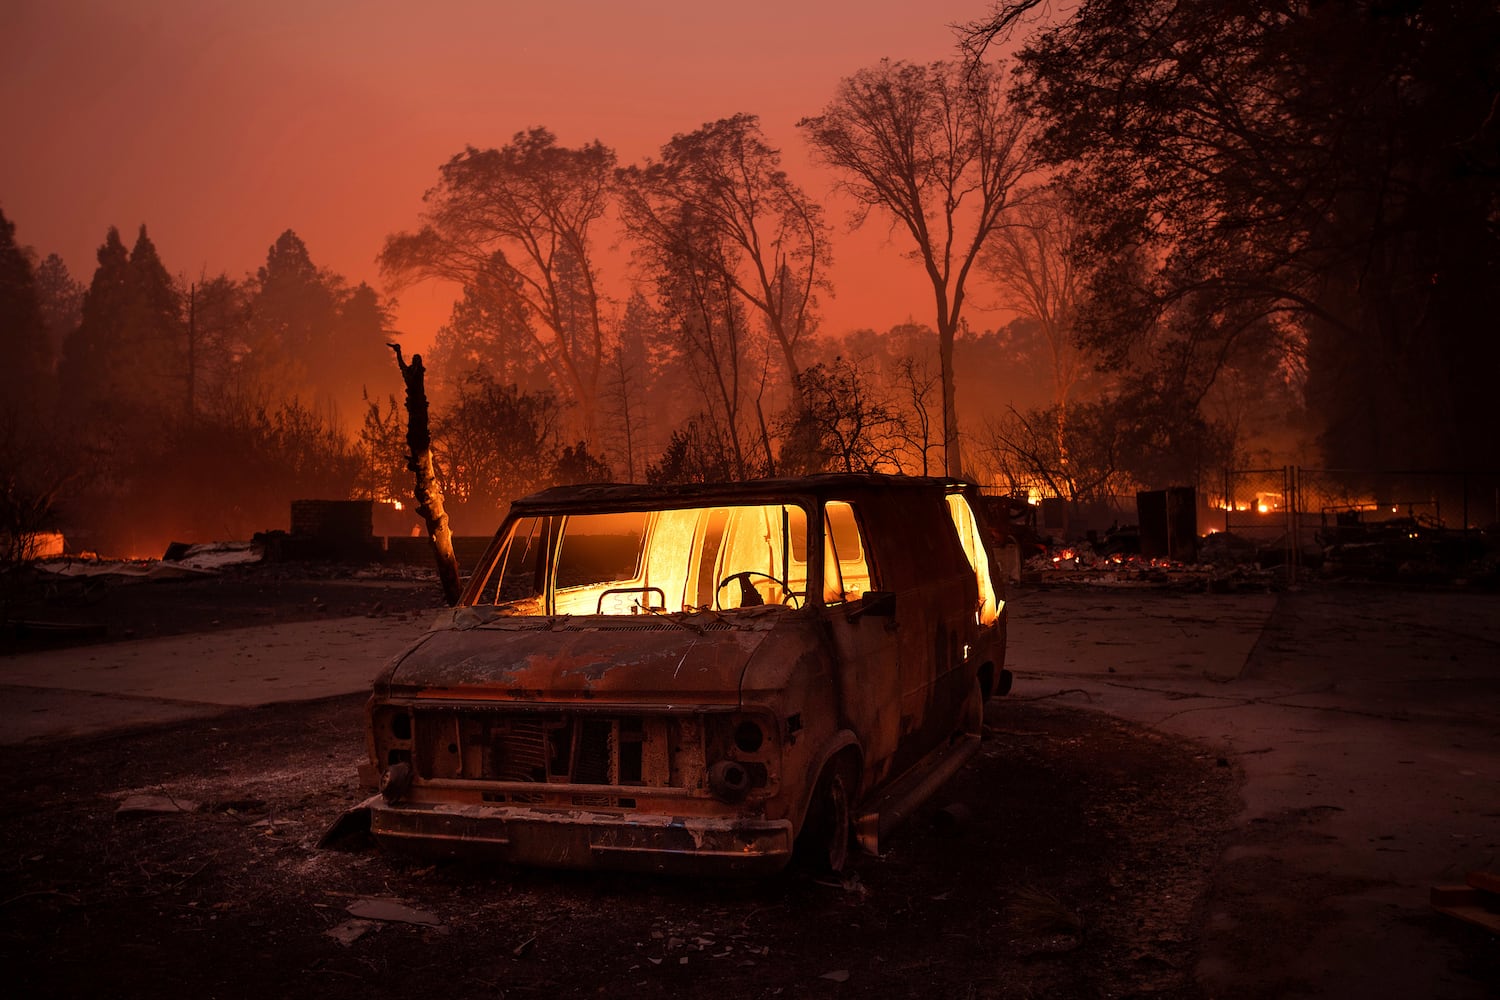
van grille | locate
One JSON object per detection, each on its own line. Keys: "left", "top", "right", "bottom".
{"left": 410, "top": 711, "right": 682, "bottom": 788}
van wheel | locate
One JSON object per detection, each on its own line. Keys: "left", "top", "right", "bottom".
{"left": 796, "top": 760, "right": 854, "bottom": 873}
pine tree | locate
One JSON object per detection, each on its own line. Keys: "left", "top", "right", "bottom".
{"left": 0, "top": 209, "right": 52, "bottom": 415}
{"left": 328, "top": 281, "right": 396, "bottom": 422}
{"left": 59, "top": 226, "right": 131, "bottom": 416}
{"left": 245, "top": 229, "right": 340, "bottom": 403}
{"left": 126, "top": 225, "right": 187, "bottom": 414}
{"left": 34, "top": 253, "right": 84, "bottom": 372}
{"left": 59, "top": 225, "right": 185, "bottom": 432}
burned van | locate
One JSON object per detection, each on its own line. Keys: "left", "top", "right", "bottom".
{"left": 342, "top": 474, "right": 1009, "bottom": 874}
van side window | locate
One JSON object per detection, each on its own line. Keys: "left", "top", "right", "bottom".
{"left": 823, "top": 501, "right": 873, "bottom": 603}
{"left": 944, "top": 493, "right": 1000, "bottom": 625}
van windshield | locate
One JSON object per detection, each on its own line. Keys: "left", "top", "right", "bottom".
{"left": 468, "top": 503, "right": 812, "bottom": 616}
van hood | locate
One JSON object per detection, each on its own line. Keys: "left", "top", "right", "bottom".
{"left": 383, "top": 608, "right": 781, "bottom": 703}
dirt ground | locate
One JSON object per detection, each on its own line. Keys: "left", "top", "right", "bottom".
{"left": 0, "top": 695, "right": 1235, "bottom": 999}
{"left": 0, "top": 564, "right": 1245, "bottom": 999}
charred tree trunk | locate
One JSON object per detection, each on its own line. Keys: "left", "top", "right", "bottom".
{"left": 390, "top": 344, "right": 462, "bottom": 606}
{"left": 939, "top": 322, "right": 963, "bottom": 477}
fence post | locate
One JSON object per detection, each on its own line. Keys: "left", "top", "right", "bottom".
{"left": 1285, "top": 465, "right": 1299, "bottom": 585}
{"left": 1461, "top": 472, "right": 1468, "bottom": 538}
{"left": 1223, "top": 467, "right": 1231, "bottom": 534}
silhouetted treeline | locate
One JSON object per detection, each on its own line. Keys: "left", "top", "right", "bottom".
{"left": 0, "top": 219, "right": 402, "bottom": 556}
{"left": 6, "top": 2, "right": 1496, "bottom": 556}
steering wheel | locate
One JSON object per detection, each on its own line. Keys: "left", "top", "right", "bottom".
{"left": 715, "top": 570, "right": 800, "bottom": 610}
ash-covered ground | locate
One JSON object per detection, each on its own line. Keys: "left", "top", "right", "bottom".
{"left": 1, "top": 562, "right": 1495, "bottom": 998}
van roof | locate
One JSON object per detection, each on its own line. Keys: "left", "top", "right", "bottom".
{"left": 511, "top": 473, "right": 975, "bottom": 513}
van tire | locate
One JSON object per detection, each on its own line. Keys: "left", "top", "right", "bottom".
{"left": 795, "top": 759, "right": 855, "bottom": 873}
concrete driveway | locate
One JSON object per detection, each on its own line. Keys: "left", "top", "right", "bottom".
{"left": 1005, "top": 584, "right": 1499, "bottom": 999}
{"left": 0, "top": 614, "right": 434, "bottom": 745}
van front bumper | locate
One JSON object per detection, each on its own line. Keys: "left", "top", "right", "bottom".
{"left": 362, "top": 797, "right": 795, "bottom": 875}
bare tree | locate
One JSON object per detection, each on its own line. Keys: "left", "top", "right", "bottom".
{"left": 667, "top": 247, "right": 762, "bottom": 477}
{"left": 618, "top": 115, "right": 830, "bottom": 425}
{"left": 782, "top": 357, "right": 903, "bottom": 473}
{"left": 599, "top": 293, "right": 655, "bottom": 482}
{"left": 957, "top": 1, "right": 1056, "bottom": 61}
{"left": 381, "top": 129, "right": 615, "bottom": 443}
{"left": 980, "top": 402, "right": 1125, "bottom": 505}
{"left": 622, "top": 187, "right": 769, "bottom": 479}
{"left": 979, "top": 186, "right": 1091, "bottom": 459}
{"left": 893, "top": 354, "right": 941, "bottom": 475}
{"left": 355, "top": 392, "right": 411, "bottom": 508}
{"left": 799, "top": 60, "right": 1035, "bottom": 476}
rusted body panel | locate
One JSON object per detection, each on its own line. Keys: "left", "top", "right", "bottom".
{"left": 382, "top": 612, "right": 776, "bottom": 700}
{"left": 348, "top": 474, "right": 1009, "bottom": 873}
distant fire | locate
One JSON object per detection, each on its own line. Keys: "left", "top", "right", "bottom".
{"left": 1216, "top": 493, "right": 1287, "bottom": 515}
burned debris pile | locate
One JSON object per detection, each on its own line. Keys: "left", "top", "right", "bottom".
{"left": 1019, "top": 522, "right": 1498, "bottom": 589}
{"left": 1316, "top": 505, "right": 1495, "bottom": 584}
{"left": 994, "top": 491, "right": 1499, "bottom": 590}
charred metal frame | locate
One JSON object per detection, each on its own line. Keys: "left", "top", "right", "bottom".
{"left": 334, "top": 474, "right": 1010, "bottom": 874}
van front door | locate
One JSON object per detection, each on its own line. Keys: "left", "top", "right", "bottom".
{"left": 820, "top": 501, "right": 903, "bottom": 789}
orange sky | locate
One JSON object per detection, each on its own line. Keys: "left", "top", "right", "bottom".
{"left": 1, "top": 1, "right": 1019, "bottom": 348}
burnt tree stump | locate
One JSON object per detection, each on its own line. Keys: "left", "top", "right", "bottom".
{"left": 390, "top": 343, "right": 462, "bottom": 606}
